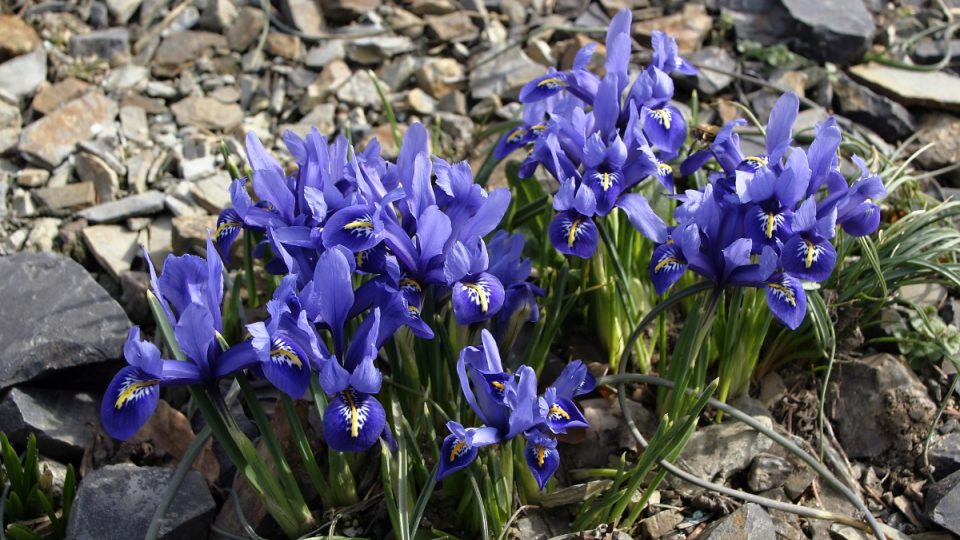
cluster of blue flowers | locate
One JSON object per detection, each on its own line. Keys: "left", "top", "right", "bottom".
{"left": 652, "top": 93, "right": 886, "bottom": 328}
{"left": 437, "top": 330, "right": 595, "bottom": 489}
{"left": 496, "top": 9, "right": 697, "bottom": 259}
{"left": 100, "top": 124, "right": 583, "bottom": 487}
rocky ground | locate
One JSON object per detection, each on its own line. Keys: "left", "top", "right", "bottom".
{"left": 2, "top": 0, "right": 960, "bottom": 538}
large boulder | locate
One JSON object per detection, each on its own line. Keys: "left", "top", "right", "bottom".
{"left": 0, "top": 252, "right": 129, "bottom": 391}
{"left": 719, "top": 0, "right": 874, "bottom": 66}
{"left": 66, "top": 464, "right": 216, "bottom": 540}
{"left": 0, "top": 387, "right": 99, "bottom": 461}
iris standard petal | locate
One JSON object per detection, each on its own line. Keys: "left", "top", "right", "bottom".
{"left": 323, "top": 389, "right": 386, "bottom": 452}
{"left": 549, "top": 210, "right": 598, "bottom": 259}
{"left": 551, "top": 360, "right": 596, "bottom": 399}
{"left": 451, "top": 272, "right": 505, "bottom": 325}
{"left": 101, "top": 365, "right": 161, "bottom": 440}
{"left": 618, "top": 193, "right": 668, "bottom": 243}
{"left": 765, "top": 273, "right": 807, "bottom": 330}
{"left": 781, "top": 234, "right": 837, "bottom": 282}
{"left": 839, "top": 202, "right": 881, "bottom": 237}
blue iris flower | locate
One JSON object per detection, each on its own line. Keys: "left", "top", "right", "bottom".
{"left": 439, "top": 330, "right": 594, "bottom": 489}
{"left": 656, "top": 92, "right": 885, "bottom": 330}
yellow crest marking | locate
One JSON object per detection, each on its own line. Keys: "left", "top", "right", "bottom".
{"left": 450, "top": 440, "right": 467, "bottom": 462}
{"left": 549, "top": 405, "right": 571, "bottom": 420}
{"left": 271, "top": 348, "right": 302, "bottom": 368}
{"left": 767, "top": 282, "right": 797, "bottom": 306}
{"left": 115, "top": 379, "right": 159, "bottom": 409}
{"left": 343, "top": 391, "right": 360, "bottom": 438}
{"left": 463, "top": 282, "right": 490, "bottom": 312}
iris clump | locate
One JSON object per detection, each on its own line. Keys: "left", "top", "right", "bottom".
{"left": 497, "top": 9, "right": 697, "bottom": 258}
{"left": 101, "top": 122, "right": 583, "bottom": 470}
{"left": 654, "top": 93, "right": 886, "bottom": 328}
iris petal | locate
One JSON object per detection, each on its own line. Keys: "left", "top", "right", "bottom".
{"left": 100, "top": 365, "right": 160, "bottom": 440}
{"left": 548, "top": 210, "right": 598, "bottom": 259}
{"left": 524, "top": 435, "right": 560, "bottom": 490}
{"left": 260, "top": 334, "right": 312, "bottom": 399}
{"left": 451, "top": 272, "right": 505, "bottom": 325}
{"left": 765, "top": 273, "right": 807, "bottom": 330}
{"left": 543, "top": 397, "right": 589, "bottom": 434}
{"left": 649, "top": 242, "right": 687, "bottom": 295}
{"left": 436, "top": 434, "right": 480, "bottom": 481}
{"left": 781, "top": 234, "right": 836, "bottom": 282}
{"left": 322, "top": 389, "right": 386, "bottom": 452}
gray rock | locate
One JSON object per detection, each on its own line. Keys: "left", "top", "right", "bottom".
{"left": 25, "top": 217, "right": 61, "bottom": 252}
{"left": 226, "top": 6, "right": 266, "bottom": 52}
{"left": 686, "top": 46, "right": 737, "bottom": 95}
{"left": 0, "top": 252, "right": 129, "bottom": 391}
{"left": 17, "top": 168, "right": 49, "bottom": 188}
{"left": 322, "top": 0, "right": 380, "bottom": 23}
{"left": 425, "top": 12, "right": 479, "bottom": 43}
{"left": 913, "top": 113, "right": 960, "bottom": 178}
{"left": 469, "top": 49, "right": 544, "bottom": 99}
{"left": 336, "top": 71, "right": 383, "bottom": 107}
{"left": 0, "top": 47, "right": 46, "bottom": 99}
{"left": 66, "top": 464, "right": 216, "bottom": 540}
{"left": 190, "top": 175, "right": 231, "bottom": 212}
{"left": 416, "top": 56, "right": 463, "bottom": 98}
{"left": 673, "top": 416, "right": 774, "bottom": 491}
{"left": 0, "top": 387, "right": 99, "bottom": 461}
{"left": 69, "top": 27, "right": 130, "bottom": 62}
{"left": 826, "top": 354, "right": 937, "bottom": 459}
{"left": 702, "top": 503, "right": 776, "bottom": 539}
{"left": 719, "top": 0, "right": 873, "bottom": 66}
{"left": 32, "top": 78, "right": 93, "bottom": 115}
{"left": 930, "top": 433, "right": 960, "bottom": 480}
{"left": 81, "top": 224, "right": 142, "bottom": 278}
{"left": 34, "top": 182, "right": 97, "bottom": 213}
{"left": 11, "top": 187, "right": 35, "bottom": 217}
{"left": 640, "top": 509, "right": 683, "bottom": 539}
{"left": 171, "top": 96, "right": 243, "bottom": 131}
{"left": 18, "top": 91, "right": 119, "bottom": 169}
{"left": 103, "top": 65, "right": 149, "bottom": 92}
{"left": 279, "top": 0, "right": 323, "bottom": 35}
{"left": 120, "top": 105, "right": 149, "bottom": 143}
{"left": 925, "top": 469, "right": 960, "bottom": 535}
{"left": 346, "top": 36, "right": 415, "bottom": 65}
{"left": 198, "top": 0, "right": 237, "bottom": 31}
{"left": 106, "top": 0, "right": 142, "bottom": 24}
{"left": 305, "top": 40, "right": 345, "bottom": 68}
{"left": 849, "top": 63, "right": 960, "bottom": 111}
{"left": 747, "top": 454, "right": 793, "bottom": 492}
{"left": 0, "top": 98, "right": 21, "bottom": 154}
{"left": 833, "top": 72, "right": 913, "bottom": 142}
{"left": 152, "top": 31, "right": 227, "bottom": 77}
{"left": 78, "top": 191, "right": 166, "bottom": 223}
{"left": 75, "top": 151, "right": 120, "bottom": 203}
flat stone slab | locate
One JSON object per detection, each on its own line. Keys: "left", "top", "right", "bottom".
{"left": 0, "top": 252, "right": 129, "bottom": 391}
{"left": 78, "top": 191, "right": 166, "bottom": 223}
{"left": 67, "top": 464, "right": 216, "bottom": 540}
{"left": 849, "top": 63, "right": 960, "bottom": 111}
{"left": 0, "top": 387, "right": 99, "bottom": 461}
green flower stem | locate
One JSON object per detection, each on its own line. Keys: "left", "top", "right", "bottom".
{"left": 147, "top": 293, "right": 311, "bottom": 538}
{"left": 279, "top": 394, "right": 333, "bottom": 508}
{"left": 600, "top": 373, "right": 886, "bottom": 540}
{"left": 596, "top": 221, "right": 643, "bottom": 372}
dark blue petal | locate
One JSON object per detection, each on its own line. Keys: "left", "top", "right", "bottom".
{"left": 214, "top": 208, "right": 243, "bottom": 263}
{"left": 100, "top": 365, "right": 160, "bottom": 440}
{"left": 451, "top": 273, "right": 505, "bottom": 325}
{"left": 323, "top": 390, "right": 386, "bottom": 452}
{"left": 781, "top": 234, "right": 837, "bottom": 282}
{"left": 321, "top": 204, "right": 383, "bottom": 252}
{"left": 260, "top": 333, "right": 312, "bottom": 399}
{"left": 839, "top": 202, "right": 881, "bottom": 237}
{"left": 549, "top": 210, "right": 598, "bottom": 259}
{"left": 540, "top": 391, "right": 589, "bottom": 434}
{"left": 765, "top": 274, "right": 807, "bottom": 330}
{"left": 765, "top": 93, "right": 799, "bottom": 163}
{"left": 436, "top": 433, "right": 480, "bottom": 481}
{"left": 174, "top": 303, "right": 215, "bottom": 374}
{"left": 123, "top": 327, "right": 163, "bottom": 376}
{"left": 649, "top": 241, "right": 687, "bottom": 296}
{"left": 524, "top": 433, "right": 560, "bottom": 490}
{"left": 519, "top": 72, "right": 568, "bottom": 103}
{"left": 618, "top": 193, "right": 668, "bottom": 244}
{"left": 643, "top": 105, "right": 686, "bottom": 154}
{"left": 552, "top": 360, "right": 595, "bottom": 400}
